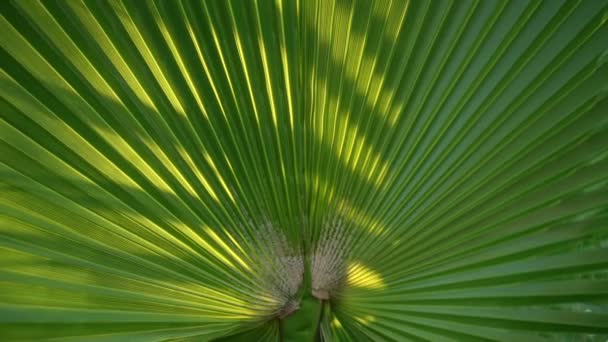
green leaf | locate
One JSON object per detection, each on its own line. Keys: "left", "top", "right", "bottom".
{"left": 1, "top": 0, "right": 608, "bottom": 341}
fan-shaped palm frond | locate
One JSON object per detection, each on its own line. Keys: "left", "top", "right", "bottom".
{"left": 1, "top": 0, "right": 608, "bottom": 341}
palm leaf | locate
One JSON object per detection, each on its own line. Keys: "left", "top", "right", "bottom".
{"left": 1, "top": 0, "right": 607, "bottom": 340}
